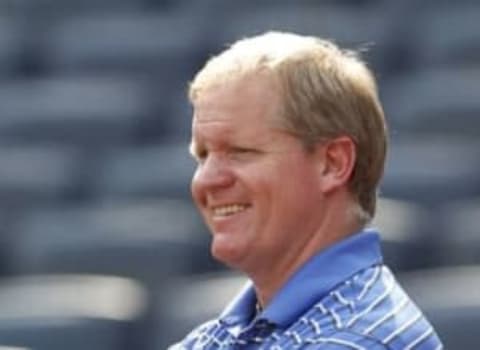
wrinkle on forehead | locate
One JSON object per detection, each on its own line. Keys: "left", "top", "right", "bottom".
{"left": 192, "top": 72, "right": 283, "bottom": 124}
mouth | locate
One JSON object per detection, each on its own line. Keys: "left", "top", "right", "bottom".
{"left": 211, "top": 203, "right": 251, "bottom": 219}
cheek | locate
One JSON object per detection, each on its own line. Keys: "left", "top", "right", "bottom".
{"left": 245, "top": 170, "right": 296, "bottom": 214}
{"left": 272, "top": 163, "right": 319, "bottom": 206}
{"left": 239, "top": 166, "right": 274, "bottom": 197}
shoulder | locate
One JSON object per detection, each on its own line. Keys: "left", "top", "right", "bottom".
{"left": 340, "top": 266, "right": 442, "bottom": 349}
{"left": 287, "top": 265, "right": 441, "bottom": 349}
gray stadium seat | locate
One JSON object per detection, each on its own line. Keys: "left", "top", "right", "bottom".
{"left": 0, "top": 17, "right": 24, "bottom": 77}
{"left": 0, "top": 145, "right": 84, "bottom": 275}
{"left": 203, "top": 5, "right": 394, "bottom": 76}
{"left": 0, "top": 0, "right": 144, "bottom": 15}
{"left": 371, "top": 198, "right": 433, "bottom": 271}
{"left": 7, "top": 198, "right": 213, "bottom": 287}
{"left": 181, "top": 0, "right": 388, "bottom": 17}
{"left": 154, "top": 272, "right": 247, "bottom": 349}
{"left": 382, "top": 67, "right": 480, "bottom": 137}
{"left": 39, "top": 12, "right": 204, "bottom": 77}
{"left": 216, "top": 5, "right": 389, "bottom": 45}
{"left": 0, "top": 145, "right": 83, "bottom": 208}
{"left": 92, "top": 143, "right": 195, "bottom": 200}
{"left": 380, "top": 136, "right": 480, "bottom": 207}
{"left": 399, "top": 0, "right": 480, "bottom": 11}
{"left": 0, "top": 75, "right": 152, "bottom": 146}
{"left": 399, "top": 266, "right": 480, "bottom": 349}
{"left": 411, "top": 6, "right": 480, "bottom": 69}
{"left": 155, "top": 88, "right": 193, "bottom": 142}
{"left": 0, "top": 274, "right": 147, "bottom": 350}
{"left": 434, "top": 198, "right": 480, "bottom": 267}
{"left": 37, "top": 12, "right": 206, "bottom": 141}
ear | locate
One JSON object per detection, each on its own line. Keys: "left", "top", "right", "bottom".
{"left": 315, "top": 136, "right": 356, "bottom": 194}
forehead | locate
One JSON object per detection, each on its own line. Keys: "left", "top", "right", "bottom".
{"left": 192, "top": 73, "right": 282, "bottom": 130}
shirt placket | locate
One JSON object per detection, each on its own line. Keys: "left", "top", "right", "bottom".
{"left": 232, "top": 319, "right": 276, "bottom": 349}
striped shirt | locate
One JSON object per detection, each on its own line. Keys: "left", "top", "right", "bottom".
{"left": 170, "top": 230, "right": 443, "bottom": 349}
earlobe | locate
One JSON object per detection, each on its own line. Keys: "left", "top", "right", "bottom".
{"left": 317, "top": 136, "right": 356, "bottom": 193}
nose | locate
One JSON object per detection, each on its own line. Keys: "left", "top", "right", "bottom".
{"left": 191, "top": 155, "right": 235, "bottom": 203}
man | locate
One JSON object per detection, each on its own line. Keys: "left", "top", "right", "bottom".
{"left": 171, "top": 32, "right": 442, "bottom": 349}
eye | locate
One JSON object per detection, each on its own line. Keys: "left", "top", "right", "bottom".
{"left": 191, "top": 147, "right": 208, "bottom": 164}
{"left": 232, "top": 147, "right": 251, "bottom": 154}
{"left": 229, "top": 147, "right": 258, "bottom": 160}
{"left": 197, "top": 149, "right": 208, "bottom": 163}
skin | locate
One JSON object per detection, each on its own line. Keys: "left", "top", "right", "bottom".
{"left": 190, "top": 72, "right": 360, "bottom": 306}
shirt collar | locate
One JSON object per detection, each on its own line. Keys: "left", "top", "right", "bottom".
{"left": 219, "top": 229, "right": 383, "bottom": 328}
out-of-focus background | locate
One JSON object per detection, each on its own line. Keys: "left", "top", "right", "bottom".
{"left": 0, "top": 0, "right": 479, "bottom": 349}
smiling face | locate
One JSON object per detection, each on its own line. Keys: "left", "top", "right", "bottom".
{"left": 190, "top": 73, "right": 326, "bottom": 273}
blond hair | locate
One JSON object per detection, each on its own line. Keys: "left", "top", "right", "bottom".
{"left": 189, "top": 32, "right": 387, "bottom": 224}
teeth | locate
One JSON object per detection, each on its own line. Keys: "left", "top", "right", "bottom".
{"left": 213, "top": 204, "right": 248, "bottom": 217}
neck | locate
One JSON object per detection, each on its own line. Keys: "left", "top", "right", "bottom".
{"left": 250, "top": 196, "right": 362, "bottom": 308}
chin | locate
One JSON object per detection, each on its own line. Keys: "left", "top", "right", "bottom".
{"left": 210, "top": 237, "right": 248, "bottom": 269}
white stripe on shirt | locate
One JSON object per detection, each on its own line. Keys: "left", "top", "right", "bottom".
{"left": 357, "top": 265, "right": 381, "bottom": 300}
{"left": 347, "top": 272, "right": 395, "bottom": 327}
{"left": 383, "top": 311, "right": 422, "bottom": 343}
{"left": 362, "top": 293, "right": 410, "bottom": 335}
{"left": 405, "top": 326, "right": 434, "bottom": 350}
{"left": 306, "top": 336, "right": 366, "bottom": 350}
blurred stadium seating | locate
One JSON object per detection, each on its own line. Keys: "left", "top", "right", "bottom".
{"left": 370, "top": 198, "right": 433, "bottom": 272}
{"left": 399, "top": 266, "right": 480, "bottom": 349}
{"left": 91, "top": 142, "right": 196, "bottom": 199}
{"left": 154, "top": 272, "right": 247, "bottom": 348}
{"left": 380, "top": 136, "right": 480, "bottom": 207}
{"left": 434, "top": 198, "right": 480, "bottom": 267}
{"left": 0, "top": 1, "right": 477, "bottom": 348}
{"left": 0, "top": 274, "right": 148, "bottom": 350}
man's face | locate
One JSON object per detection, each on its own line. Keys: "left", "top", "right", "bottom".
{"left": 190, "top": 74, "right": 325, "bottom": 272}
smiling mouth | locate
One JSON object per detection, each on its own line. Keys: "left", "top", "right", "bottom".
{"left": 212, "top": 204, "right": 250, "bottom": 218}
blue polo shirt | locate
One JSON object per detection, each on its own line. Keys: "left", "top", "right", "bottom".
{"left": 172, "top": 230, "right": 443, "bottom": 349}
